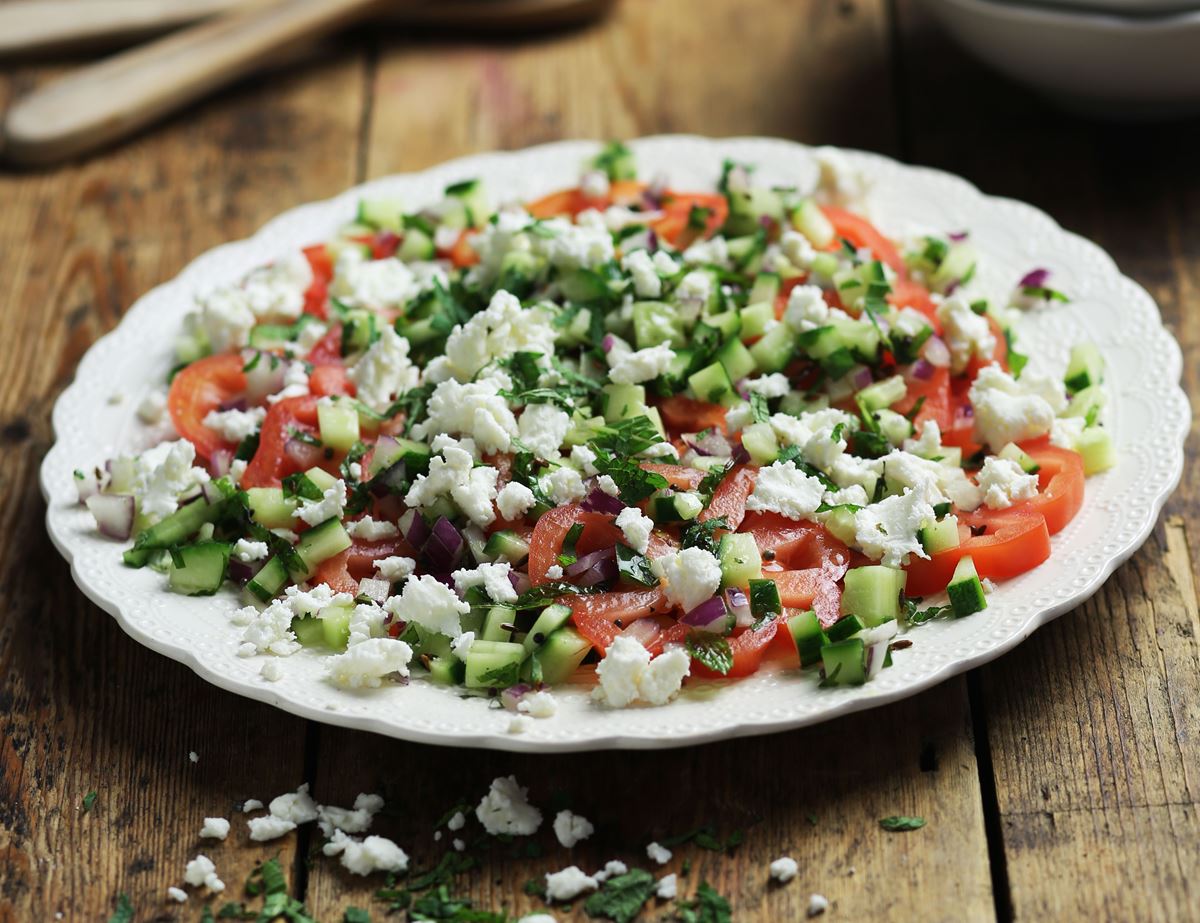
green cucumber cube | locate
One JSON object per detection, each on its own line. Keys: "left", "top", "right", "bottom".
{"left": 840, "top": 565, "right": 905, "bottom": 626}
{"left": 947, "top": 555, "right": 988, "bottom": 617}
{"left": 718, "top": 532, "right": 763, "bottom": 588}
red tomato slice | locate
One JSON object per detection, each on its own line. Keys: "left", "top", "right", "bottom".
{"left": 306, "top": 325, "right": 344, "bottom": 366}
{"left": 302, "top": 245, "right": 332, "bottom": 320}
{"left": 893, "top": 365, "right": 952, "bottom": 434}
{"left": 448, "top": 230, "right": 480, "bottom": 268}
{"left": 310, "top": 548, "right": 359, "bottom": 595}
{"left": 659, "top": 396, "right": 728, "bottom": 434}
{"left": 888, "top": 277, "right": 939, "bottom": 327}
{"left": 641, "top": 462, "right": 705, "bottom": 491}
{"left": 740, "top": 512, "right": 852, "bottom": 570}
{"left": 761, "top": 567, "right": 845, "bottom": 627}
{"left": 167, "top": 353, "right": 247, "bottom": 462}
{"left": 964, "top": 316, "right": 1009, "bottom": 379}
{"left": 691, "top": 619, "right": 779, "bottom": 679}
{"left": 527, "top": 504, "right": 623, "bottom": 585}
{"left": 527, "top": 188, "right": 587, "bottom": 219}
{"left": 700, "top": 466, "right": 755, "bottom": 529}
{"left": 821, "top": 206, "right": 905, "bottom": 276}
{"left": 1005, "top": 439, "right": 1085, "bottom": 536}
{"left": 309, "top": 364, "right": 355, "bottom": 398}
{"left": 565, "top": 587, "right": 672, "bottom": 653}
{"left": 904, "top": 511, "right": 1051, "bottom": 596}
{"left": 652, "top": 192, "right": 729, "bottom": 249}
{"left": 240, "top": 395, "right": 321, "bottom": 489}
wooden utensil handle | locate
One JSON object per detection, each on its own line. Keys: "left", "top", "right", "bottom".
{"left": 0, "top": 0, "right": 242, "bottom": 58}
{"left": 2, "top": 0, "right": 389, "bottom": 166}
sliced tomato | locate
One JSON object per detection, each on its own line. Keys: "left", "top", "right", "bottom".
{"left": 527, "top": 188, "right": 587, "bottom": 219}
{"left": 691, "top": 619, "right": 779, "bottom": 679}
{"left": 240, "top": 396, "right": 321, "bottom": 489}
{"left": 964, "top": 316, "right": 1009, "bottom": 379}
{"left": 309, "top": 363, "right": 355, "bottom": 398}
{"left": 609, "top": 179, "right": 646, "bottom": 207}
{"left": 310, "top": 548, "right": 359, "bottom": 595}
{"left": 904, "top": 511, "right": 1051, "bottom": 596}
{"left": 302, "top": 245, "right": 333, "bottom": 320}
{"left": 566, "top": 587, "right": 671, "bottom": 653}
{"left": 306, "top": 325, "right": 344, "bottom": 366}
{"left": 659, "top": 396, "right": 728, "bottom": 434}
{"left": 167, "top": 353, "right": 247, "bottom": 462}
{"left": 448, "top": 229, "right": 480, "bottom": 268}
{"left": 652, "top": 192, "right": 729, "bottom": 249}
{"left": 345, "top": 536, "right": 415, "bottom": 578}
{"left": 641, "top": 462, "right": 705, "bottom": 492}
{"left": 821, "top": 206, "right": 905, "bottom": 275}
{"left": 888, "top": 277, "right": 939, "bottom": 328}
{"left": 894, "top": 364, "right": 952, "bottom": 433}
{"left": 527, "top": 504, "right": 622, "bottom": 585}
{"left": 1005, "top": 439, "right": 1085, "bottom": 535}
{"left": 761, "top": 566, "right": 845, "bottom": 627}
{"left": 700, "top": 466, "right": 755, "bottom": 529}
{"left": 740, "top": 512, "right": 852, "bottom": 570}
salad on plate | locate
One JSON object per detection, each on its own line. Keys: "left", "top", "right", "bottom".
{"left": 73, "top": 142, "right": 1115, "bottom": 714}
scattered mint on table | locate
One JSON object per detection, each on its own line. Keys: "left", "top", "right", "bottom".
{"left": 880, "top": 815, "right": 926, "bottom": 832}
{"left": 81, "top": 790, "right": 98, "bottom": 813}
{"left": 107, "top": 893, "right": 134, "bottom": 923}
{"left": 344, "top": 909, "right": 371, "bottom": 923}
{"left": 583, "top": 868, "right": 656, "bottom": 922}
{"left": 675, "top": 881, "right": 732, "bottom": 923}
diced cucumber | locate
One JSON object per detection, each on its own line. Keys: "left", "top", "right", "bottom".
{"left": 632, "top": 301, "right": 685, "bottom": 348}
{"left": 821, "top": 638, "right": 866, "bottom": 685}
{"left": 481, "top": 604, "right": 517, "bottom": 643}
{"left": 876, "top": 409, "right": 912, "bottom": 447}
{"left": 823, "top": 507, "right": 858, "bottom": 546}
{"left": 522, "top": 603, "right": 573, "bottom": 654}
{"left": 778, "top": 391, "right": 828, "bottom": 416}
{"left": 413, "top": 624, "right": 454, "bottom": 659}
{"left": 919, "top": 517, "right": 961, "bottom": 554}
{"left": 787, "top": 609, "right": 827, "bottom": 668}
{"left": 534, "top": 626, "right": 592, "bottom": 684}
{"left": 590, "top": 141, "right": 637, "bottom": 181}
{"left": 809, "top": 252, "right": 840, "bottom": 279}
{"left": 294, "top": 518, "right": 352, "bottom": 578}
{"left": 247, "top": 556, "right": 289, "bottom": 603}
{"left": 398, "top": 228, "right": 435, "bottom": 262}
{"left": 1063, "top": 385, "right": 1106, "bottom": 420}
{"left": 688, "top": 361, "right": 735, "bottom": 404}
{"left": 740, "top": 422, "right": 779, "bottom": 465}
{"left": 998, "top": 442, "right": 1040, "bottom": 474}
{"left": 1064, "top": 342, "right": 1104, "bottom": 394}
{"left": 748, "top": 272, "right": 781, "bottom": 305}
{"left": 656, "top": 348, "right": 701, "bottom": 396}
{"left": 602, "top": 383, "right": 648, "bottom": 422}
{"left": 718, "top": 532, "right": 763, "bottom": 588}
{"left": 930, "top": 242, "right": 977, "bottom": 293}
{"left": 726, "top": 233, "right": 768, "bottom": 271}
{"left": 651, "top": 491, "right": 703, "bottom": 523}
{"left": 133, "top": 496, "right": 226, "bottom": 550}
{"left": 319, "top": 604, "right": 353, "bottom": 650}
{"left": 825, "top": 614, "right": 865, "bottom": 643}
{"left": 947, "top": 555, "right": 987, "bottom": 617}
{"left": 832, "top": 316, "right": 881, "bottom": 361}
{"left": 340, "top": 310, "right": 377, "bottom": 356}
{"left": 747, "top": 324, "right": 797, "bottom": 373}
{"left": 748, "top": 578, "right": 782, "bottom": 620}
{"left": 738, "top": 301, "right": 776, "bottom": 340}
{"left": 305, "top": 467, "right": 338, "bottom": 492}
{"left": 1075, "top": 427, "right": 1116, "bottom": 475}
{"left": 317, "top": 398, "right": 361, "bottom": 453}
{"left": 292, "top": 615, "right": 325, "bottom": 648}
{"left": 464, "top": 639, "right": 525, "bottom": 689}
{"left": 426, "top": 655, "right": 466, "bottom": 686}
{"left": 444, "top": 178, "right": 489, "bottom": 227}
{"left": 840, "top": 565, "right": 906, "bottom": 626}
{"left": 819, "top": 348, "right": 857, "bottom": 380}
{"left": 856, "top": 374, "right": 907, "bottom": 412}
{"left": 357, "top": 197, "right": 405, "bottom": 232}
{"left": 496, "top": 250, "right": 543, "bottom": 298}
{"left": 367, "top": 436, "right": 430, "bottom": 478}
{"left": 715, "top": 338, "right": 758, "bottom": 382}
{"left": 702, "top": 310, "right": 742, "bottom": 342}
{"left": 789, "top": 198, "right": 835, "bottom": 248}
{"left": 724, "top": 187, "right": 782, "bottom": 237}
{"left": 167, "top": 541, "right": 231, "bottom": 596}
{"left": 484, "top": 529, "right": 530, "bottom": 563}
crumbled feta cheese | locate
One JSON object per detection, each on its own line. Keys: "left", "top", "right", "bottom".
{"left": 893, "top": 306, "right": 932, "bottom": 340}
{"left": 545, "top": 866, "right": 598, "bottom": 901}
{"left": 831, "top": 453, "right": 884, "bottom": 496}
{"left": 188, "top": 751, "right": 198, "bottom": 763}
{"left": 903, "top": 419, "right": 942, "bottom": 457}
{"left": 443, "top": 289, "right": 559, "bottom": 381}
{"left": 267, "top": 360, "right": 310, "bottom": 403}
{"left": 937, "top": 297, "right": 996, "bottom": 373}
{"left": 188, "top": 288, "right": 255, "bottom": 352}
{"left": 580, "top": 169, "right": 610, "bottom": 200}
{"left": 242, "top": 251, "right": 313, "bottom": 320}
{"left": 269, "top": 783, "right": 319, "bottom": 824}
{"left": 969, "top": 364, "right": 1056, "bottom": 451}
{"left": 375, "top": 555, "right": 416, "bottom": 582}
{"left": 317, "top": 792, "right": 384, "bottom": 837}
{"left": 656, "top": 873, "right": 678, "bottom": 900}
{"left": 229, "top": 458, "right": 248, "bottom": 484}
{"left": 451, "top": 631, "right": 474, "bottom": 661}
{"left": 331, "top": 249, "right": 418, "bottom": 311}
{"left": 646, "top": 842, "right": 672, "bottom": 865}
{"left": 242, "top": 799, "right": 264, "bottom": 812}
{"left": 656, "top": 547, "right": 722, "bottom": 614}
{"left": 123, "top": 439, "right": 207, "bottom": 524}
{"left": 347, "top": 326, "right": 420, "bottom": 412}
{"left": 545, "top": 564, "right": 564, "bottom": 580}
{"left": 808, "top": 893, "right": 830, "bottom": 917}
{"left": 770, "top": 856, "right": 799, "bottom": 882}
{"left": 540, "top": 465, "right": 587, "bottom": 506}
{"left": 594, "top": 635, "right": 691, "bottom": 708}
{"left": 295, "top": 319, "right": 328, "bottom": 353}
{"left": 346, "top": 516, "right": 400, "bottom": 541}
{"left": 615, "top": 506, "right": 654, "bottom": 554}
{"left": 412, "top": 375, "right": 518, "bottom": 456}
{"left": 233, "top": 539, "right": 269, "bottom": 563}
{"left": 1050, "top": 415, "right": 1086, "bottom": 449}
{"left": 260, "top": 660, "right": 284, "bottom": 682}
{"left": 622, "top": 249, "right": 663, "bottom": 298}
{"left": 405, "top": 438, "right": 500, "bottom": 527}
{"left": 976, "top": 456, "right": 1039, "bottom": 509}
{"left": 570, "top": 444, "right": 599, "bottom": 476}
{"left": 518, "top": 689, "right": 558, "bottom": 718}
{"left": 682, "top": 237, "right": 730, "bottom": 268}
{"left": 746, "top": 460, "right": 826, "bottom": 520}
{"left": 674, "top": 269, "right": 715, "bottom": 316}
{"left": 854, "top": 488, "right": 935, "bottom": 567}
{"left": 323, "top": 830, "right": 409, "bottom": 876}
{"left": 597, "top": 474, "right": 620, "bottom": 497}
{"left": 167, "top": 886, "right": 188, "bottom": 903}
{"left": 136, "top": 390, "right": 167, "bottom": 424}
{"left": 594, "top": 860, "right": 629, "bottom": 882}
{"left": 553, "top": 810, "right": 594, "bottom": 848}
{"left": 779, "top": 229, "right": 817, "bottom": 271}
{"left": 476, "top": 775, "right": 543, "bottom": 836}
{"left": 199, "top": 817, "right": 230, "bottom": 840}
{"left": 384, "top": 574, "right": 470, "bottom": 637}
{"left": 743, "top": 373, "right": 791, "bottom": 398}
{"left": 496, "top": 481, "right": 537, "bottom": 521}
{"left": 447, "top": 811, "right": 466, "bottom": 831}
{"left": 519, "top": 404, "right": 572, "bottom": 460}
{"left": 325, "top": 638, "right": 413, "bottom": 689}
{"left": 238, "top": 601, "right": 302, "bottom": 657}
{"left": 452, "top": 560, "right": 517, "bottom": 604}
{"left": 294, "top": 478, "right": 347, "bottom": 526}
{"left": 814, "top": 145, "right": 871, "bottom": 210}
{"left": 882, "top": 449, "right": 982, "bottom": 512}
{"left": 606, "top": 338, "right": 677, "bottom": 386}
{"left": 183, "top": 854, "right": 225, "bottom": 892}
{"left": 346, "top": 602, "right": 386, "bottom": 647}
{"left": 518, "top": 914, "right": 557, "bottom": 923}
{"left": 202, "top": 406, "right": 266, "bottom": 442}
{"left": 783, "top": 284, "right": 833, "bottom": 332}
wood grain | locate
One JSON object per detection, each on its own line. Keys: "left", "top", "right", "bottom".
{"left": 0, "top": 46, "right": 367, "bottom": 919}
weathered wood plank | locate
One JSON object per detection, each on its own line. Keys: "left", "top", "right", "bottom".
{"left": 893, "top": 3, "right": 1200, "bottom": 918}
{"left": 0, "top": 51, "right": 367, "bottom": 918}
{"left": 305, "top": 2, "right": 993, "bottom": 920}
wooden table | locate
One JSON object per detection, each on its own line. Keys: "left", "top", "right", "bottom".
{"left": 1, "top": 1, "right": 1197, "bottom": 919}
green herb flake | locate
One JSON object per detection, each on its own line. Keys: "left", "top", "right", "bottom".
{"left": 82, "top": 790, "right": 98, "bottom": 813}
{"left": 880, "top": 815, "right": 926, "bottom": 832}
{"left": 107, "top": 893, "right": 135, "bottom": 923}
{"left": 583, "top": 868, "right": 656, "bottom": 923}
{"left": 686, "top": 633, "right": 733, "bottom": 675}
{"left": 344, "top": 909, "right": 371, "bottom": 923}
{"left": 675, "top": 881, "right": 732, "bottom": 923}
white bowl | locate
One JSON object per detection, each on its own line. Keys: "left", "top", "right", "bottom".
{"left": 1024, "top": 0, "right": 1200, "bottom": 13}
{"left": 922, "top": 0, "right": 1200, "bottom": 116}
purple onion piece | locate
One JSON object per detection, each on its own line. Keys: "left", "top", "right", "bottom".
{"left": 602, "top": 334, "right": 616, "bottom": 354}
{"left": 400, "top": 508, "right": 428, "bottom": 549}
{"left": 86, "top": 494, "right": 135, "bottom": 541}
{"left": 509, "top": 570, "right": 532, "bottom": 596}
{"left": 646, "top": 229, "right": 659, "bottom": 253}
{"left": 284, "top": 437, "right": 324, "bottom": 471}
{"left": 227, "top": 559, "right": 256, "bottom": 584}
{"left": 619, "top": 618, "right": 659, "bottom": 647}
{"left": 922, "top": 336, "right": 951, "bottom": 369}
{"left": 962, "top": 404, "right": 975, "bottom": 418}
{"left": 566, "top": 546, "right": 615, "bottom": 579}
{"left": 1018, "top": 267, "right": 1051, "bottom": 289}
{"left": 217, "top": 397, "right": 249, "bottom": 413}
{"left": 581, "top": 488, "right": 624, "bottom": 515}
{"left": 948, "top": 230, "right": 970, "bottom": 242}
{"left": 500, "top": 683, "right": 534, "bottom": 711}
{"left": 944, "top": 279, "right": 960, "bottom": 296}
{"left": 423, "top": 516, "right": 464, "bottom": 572}
{"left": 372, "top": 459, "right": 408, "bottom": 497}
{"left": 682, "top": 596, "right": 728, "bottom": 629}
{"left": 210, "top": 448, "right": 233, "bottom": 478}
{"left": 74, "top": 469, "right": 103, "bottom": 504}
{"left": 851, "top": 367, "right": 874, "bottom": 391}
{"left": 732, "top": 444, "right": 751, "bottom": 465}
{"left": 911, "top": 358, "right": 935, "bottom": 382}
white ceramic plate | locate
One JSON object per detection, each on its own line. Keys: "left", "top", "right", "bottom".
{"left": 41, "top": 136, "right": 1189, "bottom": 752}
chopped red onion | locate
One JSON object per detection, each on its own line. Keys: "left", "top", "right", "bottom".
{"left": 284, "top": 436, "right": 324, "bottom": 471}
{"left": 423, "top": 516, "right": 464, "bottom": 572}
{"left": 371, "top": 435, "right": 401, "bottom": 468}
{"left": 508, "top": 570, "right": 532, "bottom": 596}
{"left": 681, "top": 596, "right": 728, "bottom": 631}
{"left": 217, "top": 397, "right": 249, "bottom": 413}
{"left": 86, "top": 494, "right": 135, "bottom": 541}
{"left": 646, "top": 229, "right": 659, "bottom": 253}
{"left": 399, "top": 508, "right": 428, "bottom": 549}
{"left": 500, "top": 684, "right": 534, "bottom": 711}
{"left": 723, "top": 587, "right": 750, "bottom": 625}
{"left": 620, "top": 618, "right": 660, "bottom": 647}
{"left": 684, "top": 429, "right": 733, "bottom": 458}
{"left": 911, "top": 358, "right": 935, "bottom": 382}
{"left": 851, "top": 367, "right": 874, "bottom": 391}
{"left": 210, "top": 448, "right": 233, "bottom": 478}
{"left": 227, "top": 559, "right": 256, "bottom": 584}
{"left": 199, "top": 481, "right": 225, "bottom": 505}
{"left": 74, "top": 468, "right": 104, "bottom": 504}
{"left": 566, "top": 547, "right": 616, "bottom": 588}
{"left": 581, "top": 488, "right": 624, "bottom": 515}
{"left": 948, "top": 230, "right": 970, "bottom": 242}
{"left": 1019, "top": 268, "right": 1051, "bottom": 288}
{"left": 371, "top": 460, "right": 409, "bottom": 497}
{"left": 359, "top": 577, "right": 391, "bottom": 603}
{"left": 731, "top": 444, "right": 751, "bottom": 465}
{"left": 921, "top": 336, "right": 951, "bottom": 368}
{"left": 602, "top": 334, "right": 616, "bottom": 354}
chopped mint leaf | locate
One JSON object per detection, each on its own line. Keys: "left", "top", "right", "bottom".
{"left": 686, "top": 633, "right": 733, "bottom": 675}
{"left": 589, "top": 415, "right": 664, "bottom": 458}
{"left": 675, "top": 881, "right": 732, "bottom": 923}
{"left": 591, "top": 450, "right": 669, "bottom": 505}
{"left": 583, "top": 868, "right": 656, "bottom": 922}
{"left": 616, "top": 543, "right": 657, "bottom": 587}
{"left": 748, "top": 391, "right": 770, "bottom": 424}
{"left": 880, "top": 815, "right": 926, "bottom": 831}
{"left": 107, "top": 893, "right": 134, "bottom": 923}
{"left": 82, "top": 790, "right": 98, "bottom": 813}
{"left": 681, "top": 517, "right": 728, "bottom": 556}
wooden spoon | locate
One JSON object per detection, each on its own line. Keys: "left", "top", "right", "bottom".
{"left": 0, "top": 0, "right": 614, "bottom": 166}
{"left": 0, "top": 0, "right": 610, "bottom": 59}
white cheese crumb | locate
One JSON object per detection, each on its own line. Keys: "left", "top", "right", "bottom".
{"left": 615, "top": 506, "right": 654, "bottom": 554}
{"left": 656, "top": 547, "right": 722, "bottom": 614}
{"left": 260, "top": 660, "right": 284, "bottom": 682}
{"left": 544, "top": 865, "right": 598, "bottom": 901}
{"left": 518, "top": 690, "right": 558, "bottom": 719}
{"left": 183, "top": 854, "right": 224, "bottom": 892}
{"left": 770, "top": 856, "right": 799, "bottom": 882}
{"left": 136, "top": 390, "right": 167, "bottom": 424}
{"left": 746, "top": 460, "right": 826, "bottom": 520}
{"left": 496, "top": 481, "right": 537, "bottom": 521}
{"left": 553, "top": 810, "right": 595, "bottom": 848}
{"left": 452, "top": 560, "right": 517, "bottom": 604}
{"left": 374, "top": 555, "right": 417, "bottom": 582}
{"left": 656, "top": 873, "right": 678, "bottom": 900}
{"left": 242, "top": 799, "right": 264, "bottom": 813}
{"left": 476, "top": 775, "right": 543, "bottom": 836}
{"left": 808, "top": 892, "right": 830, "bottom": 917}
{"left": 325, "top": 637, "right": 413, "bottom": 689}
{"left": 233, "top": 538, "right": 269, "bottom": 563}
{"left": 167, "top": 886, "right": 188, "bottom": 903}
{"left": 646, "top": 841, "right": 672, "bottom": 865}
{"left": 606, "top": 338, "right": 677, "bottom": 386}
{"left": 323, "top": 830, "right": 409, "bottom": 876}
{"left": 188, "top": 751, "right": 198, "bottom": 764}
{"left": 594, "top": 636, "right": 691, "bottom": 708}
{"left": 385, "top": 574, "right": 470, "bottom": 637}
{"left": 199, "top": 817, "right": 230, "bottom": 840}
{"left": 976, "top": 456, "right": 1040, "bottom": 509}
{"left": 346, "top": 516, "right": 400, "bottom": 541}
{"left": 508, "top": 715, "right": 532, "bottom": 734}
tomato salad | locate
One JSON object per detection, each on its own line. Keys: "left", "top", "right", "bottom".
{"left": 75, "top": 143, "right": 1114, "bottom": 710}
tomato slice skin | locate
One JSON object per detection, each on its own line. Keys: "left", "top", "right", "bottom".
{"left": 659, "top": 396, "right": 728, "bottom": 435}
{"left": 761, "top": 566, "right": 845, "bottom": 627}
{"left": 527, "top": 504, "right": 623, "bottom": 585}
{"left": 302, "top": 245, "right": 332, "bottom": 320}
{"left": 641, "top": 463, "right": 705, "bottom": 492}
{"left": 893, "top": 365, "right": 952, "bottom": 434}
{"left": 167, "top": 353, "right": 248, "bottom": 462}
{"left": 904, "top": 511, "right": 1051, "bottom": 596}
{"left": 309, "top": 364, "right": 355, "bottom": 398}
{"left": 310, "top": 548, "right": 359, "bottom": 595}
{"left": 888, "top": 277, "right": 940, "bottom": 328}
{"left": 1007, "top": 439, "right": 1085, "bottom": 535}
{"left": 651, "top": 192, "right": 729, "bottom": 249}
{"left": 701, "top": 466, "right": 755, "bottom": 529}
{"left": 240, "top": 395, "right": 321, "bottom": 489}
{"left": 691, "top": 620, "right": 779, "bottom": 679}
{"left": 306, "top": 325, "right": 344, "bottom": 366}
{"left": 821, "top": 206, "right": 905, "bottom": 275}
{"left": 565, "top": 587, "right": 672, "bottom": 653}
